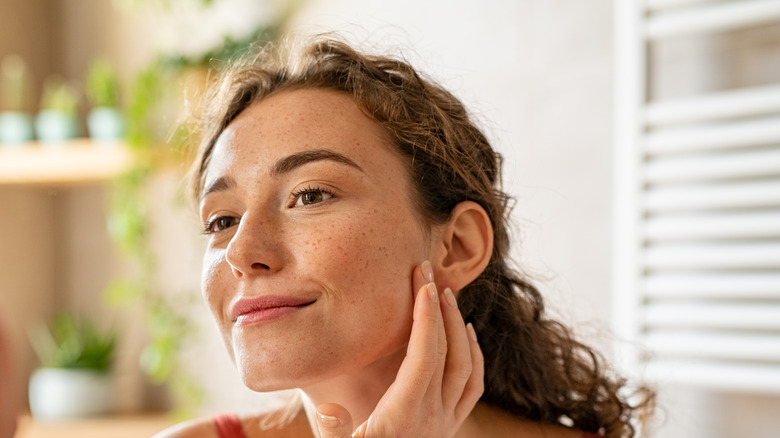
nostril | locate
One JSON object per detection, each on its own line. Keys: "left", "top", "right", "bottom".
{"left": 251, "top": 262, "right": 271, "bottom": 270}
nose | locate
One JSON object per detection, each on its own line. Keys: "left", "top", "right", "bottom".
{"left": 224, "top": 212, "right": 283, "bottom": 278}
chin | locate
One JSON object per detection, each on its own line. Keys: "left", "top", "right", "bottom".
{"left": 238, "top": 363, "right": 323, "bottom": 393}
{"left": 237, "top": 362, "right": 295, "bottom": 392}
{"left": 232, "top": 344, "right": 319, "bottom": 392}
{"left": 243, "top": 378, "right": 294, "bottom": 393}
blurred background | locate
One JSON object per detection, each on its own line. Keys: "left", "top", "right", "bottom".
{"left": 0, "top": 0, "right": 778, "bottom": 437}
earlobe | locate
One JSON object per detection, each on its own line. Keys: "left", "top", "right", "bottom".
{"left": 435, "top": 201, "right": 494, "bottom": 292}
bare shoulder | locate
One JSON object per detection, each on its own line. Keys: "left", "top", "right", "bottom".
{"left": 151, "top": 410, "right": 313, "bottom": 438}
{"left": 463, "top": 402, "right": 584, "bottom": 438}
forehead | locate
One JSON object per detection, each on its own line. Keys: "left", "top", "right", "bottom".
{"left": 206, "top": 88, "right": 401, "bottom": 181}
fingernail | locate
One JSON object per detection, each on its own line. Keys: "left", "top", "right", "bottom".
{"left": 421, "top": 260, "right": 434, "bottom": 283}
{"left": 428, "top": 282, "right": 438, "bottom": 303}
{"left": 466, "top": 322, "right": 478, "bottom": 342}
{"left": 317, "top": 412, "right": 341, "bottom": 427}
{"left": 355, "top": 421, "right": 369, "bottom": 436}
{"left": 443, "top": 287, "right": 457, "bottom": 308}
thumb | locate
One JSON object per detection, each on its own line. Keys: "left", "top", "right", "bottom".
{"left": 316, "top": 403, "right": 354, "bottom": 438}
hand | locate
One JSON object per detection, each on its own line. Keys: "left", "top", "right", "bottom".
{"left": 315, "top": 261, "right": 484, "bottom": 438}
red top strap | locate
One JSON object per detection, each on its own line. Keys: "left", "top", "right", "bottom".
{"left": 210, "top": 413, "right": 602, "bottom": 438}
{"left": 212, "top": 413, "right": 247, "bottom": 438}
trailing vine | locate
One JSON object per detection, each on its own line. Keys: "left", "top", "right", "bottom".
{"left": 102, "top": 7, "right": 296, "bottom": 416}
{"left": 106, "top": 59, "right": 203, "bottom": 416}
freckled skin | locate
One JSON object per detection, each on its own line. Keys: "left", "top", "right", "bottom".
{"left": 199, "top": 89, "right": 434, "bottom": 395}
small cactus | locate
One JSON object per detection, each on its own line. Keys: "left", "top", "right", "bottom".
{"left": 1, "top": 55, "right": 30, "bottom": 112}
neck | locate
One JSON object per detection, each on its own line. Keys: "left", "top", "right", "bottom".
{"left": 300, "top": 346, "right": 407, "bottom": 430}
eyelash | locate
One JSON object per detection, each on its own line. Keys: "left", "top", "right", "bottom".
{"left": 289, "top": 185, "right": 335, "bottom": 207}
{"left": 202, "top": 216, "right": 238, "bottom": 235}
{"left": 201, "top": 185, "right": 335, "bottom": 235}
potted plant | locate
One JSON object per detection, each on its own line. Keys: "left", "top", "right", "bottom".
{"left": 0, "top": 55, "right": 34, "bottom": 145}
{"left": 35, "top": 75, "right": 80, "bottom": 144}
{"left": 85, "top": 58, "right": 125, "bottom": 142}
{"left": 28, "top": 312, "right": 117, "bottom": 421}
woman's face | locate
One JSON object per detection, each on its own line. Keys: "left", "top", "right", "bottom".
{"left": 199, "top": 88, "right": 433, "bottom": 391}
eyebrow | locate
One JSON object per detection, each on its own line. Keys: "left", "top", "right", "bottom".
{"left": 200, "top": 175, "right": 237, "bottom": 202}
{"left": 270, "top": 149, "right": 363, "bottom": 177}
{"left": 200, "top": 149, "right": 363, "bottom": 201}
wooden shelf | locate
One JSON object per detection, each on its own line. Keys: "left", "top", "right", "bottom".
{"left": 0, "top": 139, "right": 132, "bottom": 186}
{"left": 13, "top": 413, "right": 174, "bottom": 438}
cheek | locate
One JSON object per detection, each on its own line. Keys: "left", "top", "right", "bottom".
{"left": 201, "top": 249, "right": 229, "bottom": 318}
{"left": 201, "top": 249, "right": 238, "bottom": 360}
{"left": 298, "top": 208, "right": 423, "bottom": 302}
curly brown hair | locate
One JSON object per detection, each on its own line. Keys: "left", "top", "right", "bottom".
{"left": 188, "top": 35, "right": 655, "bottom": 438}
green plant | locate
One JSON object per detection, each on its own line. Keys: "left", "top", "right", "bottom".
{"left": 40, "top": 75, "right": 80, "bottom": 114}
{"left": 102, "top": 4, "right": 302, "bottom": 416}
{"left": 86, "top": 58, "right": 121, "bottom": 108}
{"left": 103, "top": 58, "right": 203, "bottom": 417}
{"left": 1, "top": 55, "right": 30, "bottom": 111}
{"left": 30, "top": 313, "right": 116, "bottom": 372}
{"left": 106, "top": 162, "right": 196, "bottom": 387}
{"left": 110, "top": 21, "right": 289, "bottom": 371}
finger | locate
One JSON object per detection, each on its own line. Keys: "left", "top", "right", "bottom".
{"left": 440, "top": 287, "right": 473, "bottom": 411}
{"left": 454, "top": 323, "right": 485, "bottom": 422}
{"left": 392, "top": 277, "right": 443, "bottom": 401}
{"left": 316, "top": 403, "right": 354, "bottom": 438}
{"left": 417, "top": 262, "right": 447, "bottom": 396}
{"left": 413, "top": 260, "right": 434, "bottom": 301}
{"left": 432, "top": 284, "right": 449, "bottom": 391}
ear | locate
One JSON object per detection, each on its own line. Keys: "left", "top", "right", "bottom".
{"left": 432, "top": 201, "right": 494, "bottom": 293}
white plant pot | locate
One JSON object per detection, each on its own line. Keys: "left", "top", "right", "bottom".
{"left": 28, "top": 368, "right": 115, "bottom": 421}
{"left": 0, "top": 111, "right": 34, "bottom": 145}
{"left": 34, "top": 110, "right": 78, "bottom": 144}
{"left": 87, "top": 107, "right": 124, "bottom": 142}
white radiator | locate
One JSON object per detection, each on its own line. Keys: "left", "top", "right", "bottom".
{"left": 613, "top": 0, "right": 780, "bottom": 394}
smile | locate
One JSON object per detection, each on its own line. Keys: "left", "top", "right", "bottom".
{"left": 231, "top": 295, "right": 317, "bottom": 326}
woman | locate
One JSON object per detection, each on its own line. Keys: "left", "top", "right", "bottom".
{"left": 157, "top": 36, "right": 653, "bottom": 438}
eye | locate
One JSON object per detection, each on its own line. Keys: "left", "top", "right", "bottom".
{"left": 203, "top": 216, "right": 239, "bottom": 234}
{"left": 292, "top": 186, "right": 334, "bottom": 207}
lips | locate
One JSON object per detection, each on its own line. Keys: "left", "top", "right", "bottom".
{"left": 231, "top": 295, "right": 316, "bottom": 326}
